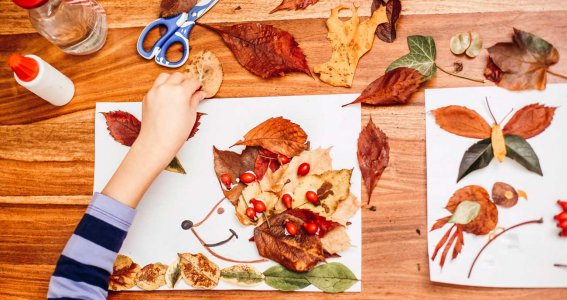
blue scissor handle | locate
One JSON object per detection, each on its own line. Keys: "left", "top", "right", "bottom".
{"left": 154, "top": 22, "right": 195, "bottom": 68}
{"left": 136, "top": 16, "right": 184, "bottom": 60}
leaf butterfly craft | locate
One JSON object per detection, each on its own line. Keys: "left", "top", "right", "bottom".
{"left": 431, "top": 101, "right": 556, "bottom": 181}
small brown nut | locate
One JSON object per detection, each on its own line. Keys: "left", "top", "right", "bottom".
{"left": 492, "top": 182, "right": 518, "bottom": 207}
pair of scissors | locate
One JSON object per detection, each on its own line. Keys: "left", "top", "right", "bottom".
{"left": 136, "top": 0, "right": 219, "bottom": 68}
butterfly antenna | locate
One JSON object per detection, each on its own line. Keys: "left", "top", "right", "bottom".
{"left": 499, "top": 108, "right": 514, "bottom": 125}
{"left": 485, "top": 97, "right": 498, "bottom": 124}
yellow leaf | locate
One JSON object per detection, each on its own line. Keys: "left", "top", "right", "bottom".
{"left": 331, "top": 193, "right": 361, "bottom": 225}
{"left": 293, "top": 169, "right": 352, "bottom": 217}
{"left": 236, "top": 182, "right": 278, "bottom": 225}
{"left": 491, "top": 124, "right": 507, "bottom": 163}
{"left": 314, "top": 5, "right": 388, "bottom": 87}
{"left": 320, "top": 226, "right": 351, "bottom": 254}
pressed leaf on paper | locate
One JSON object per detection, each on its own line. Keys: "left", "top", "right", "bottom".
{"left": 234, "top": 117, "right": 308, "bottom": 157}
{"left": 448, "top": 201, "right": 481, "bottom": 225}
{"left": 484, "top": 28, "right": 560, "bottom": 90}
{"left": 188, "top": 112, "right": 206, "bottom": 140}
{"left": 292, "top": 169, "right": 353, "bottom": 217}
{"left": 263, "top": 265, "right": 311, "bottom": 291}
{"left": 220, "top": 265, "right": 264, "bottom": 286}
{"left": 135, "top": 263, "right": 167, "bottom": 291}
{"left": 160, "top": 0, "right": 197, "bottom": 18}
{"left": 491, "top": 124, "right": 507, "bottom": 163}
{"left": 457, "top": 138, "right": 493, "bottom": 182}
{"left": 212, "top": 146, "right": 258, "bottom": 205}
{"left": 357, "top": 118, "right": 389, "bottom": 204}
{"left": 343, "top": 67, "right": 423, "bottom": 107}
{"left": 431, "top": 106, "right": 491, "bottom": 139}
{"left": 371, "top": 0, "right": 402, "bottom": 43}
{"left": 314, "top": 5, "right": 388, "bottom": 87}
{"left": 287, "top": 208, "right": 341, "bottom": 238}
{"left": 305, "top": 262, "right": 358, "bottom": 293}
{"left": 254, "top": 148, "right": 281, "bottom": 180}
{"left": 504, "top": 134, "right": 543, "bottom": 176}
{"left": 387, "top": 35, "right": 437, "bottom": 81}
{"left": 109, "top": 254, "right": 141, "bottom": 291}
{"left": 502, "top": 103, "right": 556, "bottom": 139}
{"left": 270, "top": 0, "right": 319, "bottom": 13}
{"left": 200, "top": 22, "right": 311, "bottom": 78}
{"left": 178, "top": 253, "right": 220, "bottom": 289}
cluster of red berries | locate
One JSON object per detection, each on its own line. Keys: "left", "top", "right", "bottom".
{"left": 245, "top": 199, "right": 267, "bottom": 221}
{"left": 285, "top": 221, "right": 319, "bottom": 236}
{"left": 555, "top": 200, "right": 567, "bottom": 237}
{"left": 219, "top": 154, "right": 292, "bottom": 190}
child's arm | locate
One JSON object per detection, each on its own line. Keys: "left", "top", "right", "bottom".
{"left": 47, "top": 73, "right": 206, "bottom": 299}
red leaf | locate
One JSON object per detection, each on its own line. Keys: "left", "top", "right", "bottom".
{"left": 102, "top": 111, "right": 141, "bottom": 147}
{"left": 254, "top": 148, "right": 281, "bottom": 180}
{"left": 371, "top": 0, "right": 402, "bottom": 43}
{"left": 270, "top": 0, "right": 319, "bottom": 13}
{"left": 188, "top": 112, "right": 206, "bottom": 140}
{"left": 287, "top": 208, "right": 340, "bottom": 237}
{"left": 200, "top": 22, "right": 311, "bottom": 78}
{"left": 357, "top": 118, "right": 390, "bottom": 204}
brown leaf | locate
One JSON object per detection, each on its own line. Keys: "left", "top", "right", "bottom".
{"left": 371, "top": 0, "right": 402, "bottom": 43}
{"left": 184, "top": 50, "right": 223, "bottom": 98}
{"left": 446, "top": 185, "right": 498, "bottom": 235}
{"left": 188, "top": 112, "right": 206, "bottom": 139}
{"left": 200, "top": 22, "right": 311, "bottom": 78}
{"left": 234, "top": 117, "right": 308, "bottom": 158}
{"left": 212, "top": 146, "right": 258, "bottom": 205}
{"left": 483, "top": 58, "right": 502, "bottom": 83}
{"left": 135, "top": 263, "right": 167, "bottom": 291}
{"left": 270, "top": 0, "right": 319, "bottom": 13}
{"left": 452, "top": 226, "right": 464, "bottom": 260}
{"left": 254, "top": 212, "right": 325, "bottom": 272}
{"left": 431, "top": 106, "right": 492, "bottom": 139}
{"left": 314, "top": 5, "right": 388, "bottom": 87}
{"left": 503, "top": 103, "right": 556, "bottom": 139}
{"left": 160, "top": 0, "right": 197, "bottom": 18}
{"left": 102, "top": 111, "right": 141, "bottom": 147}
{"left": 484, "top": 28, "right": 560, "bottom": 90}
{"left": 109, "top": 254, "right": 141, "bottom": 291}
{"left": 343, "top": 67, "right": 423, "bottom": 107}
{"left": 293, "top": 169, "right": 352, "bottom": 217}
{"left": 178, "top": 253, "right": 220, "bottom": 289}
{"left": 357, "top": 118, "right": 389, "bottom": 204}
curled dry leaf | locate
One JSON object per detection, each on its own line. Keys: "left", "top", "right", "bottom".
{"left": 484, "top": 28, "right": 560, "bottom": 90}
{"left": 212, "top": 146, "right": 258, "bottom": 205}
{"left": 431, "top": 106, "right": 491, "bottom": 139}
{"left": 314, "top": 5, "right": 388, "bottom": 87}
{"left": 178, "top": 252, "right": 220, "bottom": 289}
{"left": 109, "top": 254, "right": 141, "bottom": 291}
{"left": 254, "top": 213, "right": 325, "bottom": 272}
{"left": 135, "top": 263, "right": 167, "bottom": 290}
{"left": 200, "top": 22, "right": 311, "bottom": 78}
{"left": 185, "top": 50, "right": 223, "bottom": 98}
{"left": 293, "top": 169, "right": 352, "bottom": 217}
{"left": 234, "top": 117, "right": 308, "bottom": 158}
{"left": 371, "top": 0, "right": 402, "bottom": 43}
{"left": 357, "top": 118, "right": 389, "bottom": 204}
{"left": 160, "top": 0, "right": 197, "bottom": 18}
{"left": 270, "top": 0, "right": 319, "bottom": 13}
{"left": 343, "top": 67, "right": 423, "bottom": 107}
{"left": 221, "top": 264, "right": 264, "bottom": 286}
{"left": 502, "top": 103, "right": 556, "bottom": 139}
{"left": 492, "top": 182, "right": 519, "bottom": 208}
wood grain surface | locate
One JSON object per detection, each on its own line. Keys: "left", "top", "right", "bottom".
{"left": 1, "top": 0, "right": 567, "bottom": 299}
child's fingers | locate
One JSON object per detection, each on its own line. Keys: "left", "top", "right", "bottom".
{"left": 165, "top": 72, "right": 186, "bottom": 85}
{"left": 190, "top": 91, "right": 207, "bottom": 108}
{"left": 181, "top": 79, "right": 202, "bottom": 99}
{"left": 152, "top": 73, "right": 170, "bottom": 88}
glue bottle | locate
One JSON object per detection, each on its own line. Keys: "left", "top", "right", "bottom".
{"left": 8, "top": 53, "right": 75, "bottom": 106}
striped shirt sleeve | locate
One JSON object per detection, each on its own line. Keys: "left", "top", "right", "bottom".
{"left": 47, "top": 193, "right": 136, "bottom": 300}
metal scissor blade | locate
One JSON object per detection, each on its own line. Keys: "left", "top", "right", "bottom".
{"left": 187, "top": 0, "right": 220, "bottom": 21}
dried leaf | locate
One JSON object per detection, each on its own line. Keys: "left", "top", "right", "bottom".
{"left": 135, "top": 263, "right": 167, "bottom": 291}
{"left": 305, "top": 262, "right": 358, "bottom": 293}
{"left": 314, "top": 5, "right": 388, "bottom": 87}
{"left": 263, "top": 264, "right": 311, "bottom": 291}
{"left": 491, "top": 124, "right": 507, "bottom": 163}
{"left": 320, "top": 226, "right": 351, "bottom": 254}
{"left": 287, "top": 208, "right": 341, "bottom": 237}
{"left": 109, "top": 254, "right": 141, "bottom": 291}
{"left": 236, "top": 182, "right": 279, "bottom": 225}
{"left": 452, "top": 226, "right": 464, "bottom": 259}
{"left": 293, "top": 169, "right": 353, "bottom": 217}
{"left": 254, "top": 213, "right": 325, "bottom": 272}
{"left": 212, "top": 146, "right": 258, "bottom": 205}
{"left": 505, "top": 134, "right": 543, "bottom": 176}
{"left": 185, "top": 50, "right": 223, "bottom": 98}
{"left": 270, "top": 0, "right": 319, "bottom": 13}
{"left": 386, "top": 35, "right": 437, "bottom": 81}
{"left": 201, "top": 22, "right": 311, "bottom": 78}
{"left": 371, "top": 0, "right": 402, "bottom": 43}
{"left": 178, "top": 253, "right": 220, "bottom": 289}
{"left": 457, "top": 138, "right": 494, "bottom": 182}
{"left": 357, "top": 118, "right": 389, "bottom": 204}
{"left": 484, "top": 28, "right": 559, "bottom": 90}
{"left": 331, "top": 193, "right": 360, "bottom": 225}
{"left": 221, "top": 264, "right": 264, "bottom": 286}
{"left": 503, "top": 103, "right": 556, "bottom": 139}
{"left": 343, "top": 67, "right": 423, "bottom": 107}
{"left": 448, "top": 201, "right": 481, "bottom": 225}
{"left": 165, "top": 156, "right": 186, "bottom": 174}
{"left": 431, "top": 106, "right": 491, "bottom": 139}
{"left": 254, "top": 148, "right": 281, "bottom": 180}
{"left": 446, "top": 185, "right": 498, "bottom": 235}
{"left": 165, "top": 257, "right": 181, "bottom": 288}
{"left": 188, "top": 112, "right": 206, "bottom": 140}
{"left": 430, "top": 216, "right": 450, "bottom": 232}
{"left": 234, "top": 117, "right": 308, "bottom": 158}
{"left": 160, "top": 0, "right": 197, "bottom": 18}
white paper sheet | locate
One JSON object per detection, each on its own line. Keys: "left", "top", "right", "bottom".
{"left": 94, "top": 94, "right": 362, "bottom": 292}
{"left": 425, "top": 84, "right": 567, "bottom": 287}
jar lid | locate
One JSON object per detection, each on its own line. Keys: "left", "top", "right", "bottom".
{"left": 12, "top": 0, "right": 48, "bottom": 9}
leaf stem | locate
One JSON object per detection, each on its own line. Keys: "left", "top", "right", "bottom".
{"left": 437, "top": 65, "right": 486, "bottom": 83}
{"left": 547, "top": 70, "right": 567, "bottom": 80}
{"left": 468, "top": 218, "right": 543, "bottom": 278}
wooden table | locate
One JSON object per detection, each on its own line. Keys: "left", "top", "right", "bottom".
{"left": 1, "top": 0, "right": 567, "bottom": 299}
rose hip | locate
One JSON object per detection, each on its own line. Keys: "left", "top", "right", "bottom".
{"left": 220, "top": 173, "right": 232, "bottom": 189}
{"left": 245, "top": 207, "right": 257, "bottom": 220}
{"left": 554, "top": 211, "right": 567, "bottom": 222}
{"left": 558, "top": 200, "right": 567, "bottom": 211}
{"left": 304, "top": 223, "right": 318, "bottom": 235}
{"left": 285, "top": 222, "right": 298, "bottom": 236}
{"left": 297, "top": 163, "right": 310, "bottom": 176}
{"left": 278, "top": 154, "right": 291, "bottom": 165}
{"left": 251, "top": 199, "right": 266, "bottom": 213}
{"left": 240, "top": 172, "right": 256, "bottom": 184}
{"left": 281, "top": 193, "right": 293, "bottom": 209}
{"left": 306, "top": 190, "right": 318, "bottom": 205}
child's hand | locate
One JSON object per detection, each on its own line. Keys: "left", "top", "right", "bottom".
{"left": 137, "top": 72, "right": 207, "bottom": 167}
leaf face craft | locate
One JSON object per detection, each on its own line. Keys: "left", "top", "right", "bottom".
{"left": 431, "top": 103, "right": 555, "bottom": 181}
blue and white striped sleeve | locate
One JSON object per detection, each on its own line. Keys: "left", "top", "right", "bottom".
{"left": 47, "top": 193, "right": 136, "bottom": 300}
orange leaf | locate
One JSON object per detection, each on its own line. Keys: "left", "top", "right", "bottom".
{"left": 234, "top": 117, "right": 308, "bottom": 158}
{"left": 440, "top": 225, "right": 459, "bottom": 267}
{"left": 503, "top": 103, "right": 556, "bottom": 139}
{"left": 446, "top": 185, "right": 498, "bottom": 235}
{"left": 430, "top": 216, "right": 450, "bottom": 232}
{"left": 491, "top": 124, "right": 506, "bottom": 163}
{"left": 452, "top": 226, "right": 464, "bottom": 260}
{"left": 432, "top": 224, "right": 455, "bottom": 261}
{"left": 357, "top": 118, "right": 390, "bottom": 204}
{"left": 270, "top": 0, "right": 319, "bottom": 13}
{"left": 343, "top": 67, "right": 423, "bottom": 107}
{"left": 432, "top": 105, "right": 491, "bottom": 139}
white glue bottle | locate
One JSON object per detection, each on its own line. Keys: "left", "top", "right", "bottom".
{"left": 8, "top": 53, "right": 75, "bottom": 106}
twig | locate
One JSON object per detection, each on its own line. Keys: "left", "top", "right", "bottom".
{"left": 437, "top": 65, "right": 486, "bottom": 83}
{"left": 548, "top": 70, "right": 567, "bottom": 80}
{"left": 468, "top": 218, "right": 543, "bottom": 278}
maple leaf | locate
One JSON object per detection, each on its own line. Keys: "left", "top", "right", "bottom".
{"left": 357, "top": 118, "right": 389, "bottom": 204}
{"left": 254, "top": 212, "right": 325, "bottom": 272}
{"left": 314, "top": 5, "right": 388, "bottom": 87}
{"left": 212, "top": 146, "right": 258, "bottom": 205}
{"left": 371, "top": 0, "right": 402, "bottom": 43}
{"left": 254, "top": 148, "right": 281, "bottom": 181}
{"left": 343, "top": 67, "right": 423, "bottom": 107}
{"left": 199, "top": 22, "right": 311, "bottom": 78}
{"left": 484, "top": 28, "right": 560, "bottom": 90}
{"left": 160, "top": 0, "right": 197, "bottom": 18}
{"left": 270, "top": 0, "right": 319, "bottom": 14}
{"left": 502, "top": 103, "right": 556, "bottom": 139}
{"left": 234, "top": 117, "right": 308, "bottom": 158}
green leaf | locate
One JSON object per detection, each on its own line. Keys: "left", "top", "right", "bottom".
{"left": 505, "top": 134, "right": 543, "bottom": 176}
{"left": 449, "top": 201, "right": 481, "bottom": 224}
{"left": 513, "top": 28, "right": 555, "bottom": 58}
{"left": 386, "top": 35, "right": 437, "bottom": 81}
{"left": 263, "top": 265, "right": 310, "bottom": 291}
{"left": 458, "top": 138, "right": 494, "bottom": 182}
{"left": 305, "top": 263, "right": 358, "bottom": 293}
{"left": 165, "top": 156, "right": 186, "bottom": 174}
{"left": 221, "top": 265, "right": 264, "bottom": 286}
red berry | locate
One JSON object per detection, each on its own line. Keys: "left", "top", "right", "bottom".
{"left": 558, "top": 200, "right": 567, "bottom": 211}
{"left": 220, "top": 173, "right": 232, "bottom": 189}
{"left": 297, "top": 163, "right": 310, "bottom": 176}
{"left": 306, "top": 190, "right": 318, "bottom": 204}
{"left": 252, "top": 200, "right": 267, "bottom": 213}
{"left": 285, "top": 222, "right": 298, "bottom": 235}
{"left": 304, "top": 223, "right": 318, "bottom": 235}
{"left": 558, "top": 220, "right": 567, "bottom": 229}
{"left": 240, "top": 172, "right": 256, "bottom": 184}
{"left": 245, "top": 207, "right": 257, "bottom": 220}
{"left": 281, "top": 193, "right": 293, "bottom": 209}
{"left": 278, "top": 154, "right": 291, "bottom": 165}
{"left": 555, "top": 211, "right": 567, "bottom": 222}
{"left": 560, "top": 230, "right": 567, "bottom": 237}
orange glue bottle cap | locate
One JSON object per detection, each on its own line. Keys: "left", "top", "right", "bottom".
{"left": 8, "top": 53, "right": 39, "bottom": 82}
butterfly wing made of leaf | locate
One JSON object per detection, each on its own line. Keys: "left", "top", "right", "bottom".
{"left": 457, "top": 138, "right": 494, "bottom": 182}
{"left": 504, "top": 134, "right": 543, "bottom": 176}
{"left": 432, "top": 106, "right": 492, "bottom": 139}
{"left": 386, "top": 35, "right": 437, "bottom": 81}
{"left": 503, "top": 103, "right": 556, "bottom": 139}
